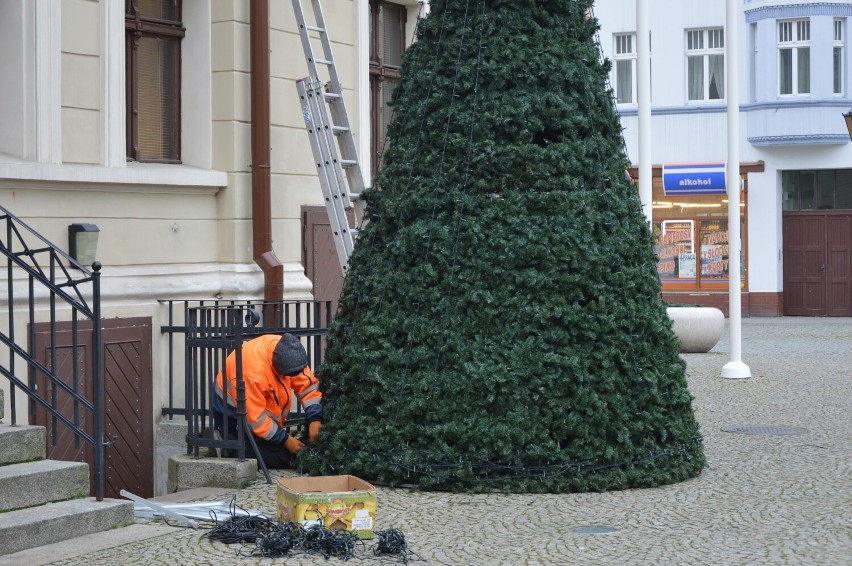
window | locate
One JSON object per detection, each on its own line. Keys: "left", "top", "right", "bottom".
{"left": 783, "top": 169, "right": 852, "bottom": 211}
{"left": 614, "top": 33, "right": 636, "bottom": 104}
{"left": 652, "top": 175, "right": 746, "bottom": 290}
{"left": 686, "top": 28, "right": 724, "bottom": 101}
{"left": 125, "top": 0, "right": 184, "bottom": 162}
{"left": 653, "top": 218, "right": 745, "bottom": 288}
{"left": 835, "top": 19, "right": 844, "bottom": 95}
{"left": 778, "top": 19, "right": 810, "bottom": 96}
{"left": 369, "top": 0, "right": 407, "bottom": 175}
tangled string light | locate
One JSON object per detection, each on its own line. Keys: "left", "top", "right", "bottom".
{"left": 203, "top": 500, "right": 422, "bottom": 563}
{"left": 202, "top": 500, "right": 277, "bottom": 543}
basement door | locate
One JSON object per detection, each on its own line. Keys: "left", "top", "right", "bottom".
{"left": 32, "top": 317, "right": 153, "bottom": 498}
{"left": 303, "top": 206, "right": 348, "bottom": 314}
{"left": 783, "top": 213, "right": 852, "bottom": 316}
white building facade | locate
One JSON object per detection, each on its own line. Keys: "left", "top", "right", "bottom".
{"left": 596, "top": 0, "right": 852, "bottom": 316}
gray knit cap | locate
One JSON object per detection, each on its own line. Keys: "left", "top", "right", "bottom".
{"left": 272, "top": 334, "right": 308, "bottom": 376}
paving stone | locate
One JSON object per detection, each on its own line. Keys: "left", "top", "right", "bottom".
{"left": 14, "top": 318, "right": 852, "bottom": 566}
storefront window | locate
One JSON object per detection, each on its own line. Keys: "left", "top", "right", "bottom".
{"left": 699, "top": 220, "right": 728, "bottom": 280}
{"left": 650, "top": 167, "right": 746, "bottom": 291}
{"left": 654, "top": 221, "right": 695, "bottom": 282}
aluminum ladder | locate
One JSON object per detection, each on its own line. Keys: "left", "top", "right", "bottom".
{"left": 292, "top": 0, "right": 366, "bottom": 277}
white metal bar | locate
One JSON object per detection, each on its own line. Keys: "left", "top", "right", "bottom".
{"left": 722, "top": 0, "right": 751, "bottom": 379}
{"left": 120, "top": 489, "right": 199, "bottom": 529}
{"left": 297, "top": 79, "right": 356, "bottom": 274}
{"left": 637, "top": 0, "right": 652, "bottom": 225}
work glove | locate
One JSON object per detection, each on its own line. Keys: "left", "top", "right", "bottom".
{"left": 309, "top": 421, "right": 322, "bottom": 443}
{"left": 284, "top": 435, "right": 305, "bottom": 454}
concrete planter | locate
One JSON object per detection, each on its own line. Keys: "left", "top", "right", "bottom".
{"left": 666, "top": 307, "right": 725, "bottom": 353}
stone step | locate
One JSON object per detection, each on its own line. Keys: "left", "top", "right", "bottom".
{"left": 0, "top": 459, "right": 90, "bottom": 512}
{"left": 0, "top": 497, "right": 134, "bottom": 556}
{"left": 0, "top": 424, "right": 46, "bottom": 465}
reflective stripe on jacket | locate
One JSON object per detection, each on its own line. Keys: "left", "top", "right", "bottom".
{"left": 214, "top": 335, "right": 321, "bottom": 443}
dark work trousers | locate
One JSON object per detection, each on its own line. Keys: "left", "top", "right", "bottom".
{"left": 214, "top": 414, "right": 296, "bottom": 470}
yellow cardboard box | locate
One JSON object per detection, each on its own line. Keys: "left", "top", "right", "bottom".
{"left": 276, "top": 475, "right": 377, "bottom": 539}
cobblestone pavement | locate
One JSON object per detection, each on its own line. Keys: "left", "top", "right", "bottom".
{"left": 26, "top": 319, "right": 852, "bottom": 565}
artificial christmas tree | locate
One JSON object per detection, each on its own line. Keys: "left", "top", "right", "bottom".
{"left": 301, "top": 0, "right": 705, "bottom": 492}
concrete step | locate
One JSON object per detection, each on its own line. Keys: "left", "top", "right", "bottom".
{"left": 0, "top": 424, "right": 46, "bottom": 465}
{"left": 0, "top": 497, "right": 134, "bottom": 556}
{"left": 0, "top": 487, "right": 240, "bottom": 565}
{"left": 0, "top": 459, "right": 90, "bottom": 512}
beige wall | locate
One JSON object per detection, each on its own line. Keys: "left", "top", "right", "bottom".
{"left": 2, "top": 0, "right": 350, "bottom": 493}
{"left": 2, "top": 0, "right": 362, "bottom": 277}
{"left": 212, "top": 0, "right": 360, "bottom": 266}
{"left": 4, "top": 0, "right": 368, "bottom": 273}
{"left": 61, "top": 0, "right": 100, "bottom": 165}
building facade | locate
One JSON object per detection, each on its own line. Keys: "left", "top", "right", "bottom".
{"left": 596, "top": 0, "right": 852, "bottom": 316}
{"left": 0, "top": 0, "right": 423, "bottom": 495}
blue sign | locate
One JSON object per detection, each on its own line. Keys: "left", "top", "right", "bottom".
{"left": 662, "top": 163, "right": 727, "bottom": 195}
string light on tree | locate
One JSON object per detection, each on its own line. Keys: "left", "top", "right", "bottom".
{"left": 302, "top": 0, "right": 705, "bottom": 493}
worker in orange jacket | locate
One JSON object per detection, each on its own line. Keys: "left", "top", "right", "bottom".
{"left": 213, "top": 333, "right": 322, "bottom": 468}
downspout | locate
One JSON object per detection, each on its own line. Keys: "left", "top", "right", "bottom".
{"left": 250, "top": 0, "right": 283, "bottom": 301}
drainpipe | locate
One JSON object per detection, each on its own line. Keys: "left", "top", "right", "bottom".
{"left": 250, "top": 0, "right": 283, "bottom": 302}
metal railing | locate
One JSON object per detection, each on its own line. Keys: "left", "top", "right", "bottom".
{"left": 0, "top": 205, "right": 106, "bottom": 500}
{"left": 159, "top": 299, "right": 333, "bottom": 482}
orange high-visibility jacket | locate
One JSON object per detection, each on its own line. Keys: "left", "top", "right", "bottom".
{"left": 214, "top": 335, "right": 321, "bottom": 442}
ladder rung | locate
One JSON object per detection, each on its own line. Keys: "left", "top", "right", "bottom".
{"left": 349, "top": 192, "right": 362, "bottom": 202}
{"left": 305, "top": 25, "right": 325, "bottom": 33}
{"left": 323, "top": 92, "right": 342, "bottom": 101}
{"left": 340, "top": 160, "right": 357, "bottom": 168}
{"left": 314, "top": 58, "right": 334, "bottom": 66}
{"left": 332, "top": 126, "right": 349, "bottom": 135}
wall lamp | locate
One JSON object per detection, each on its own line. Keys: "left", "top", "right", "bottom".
{"left": 843, "top": 110, "right": 852, "bottom": 141}
{"left": 68, "top": 223, "right": 100, "bottom": 267}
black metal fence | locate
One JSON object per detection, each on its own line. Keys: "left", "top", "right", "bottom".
{"left": 159, "top": 299, "right": 333, "bottom": 481}
{"left": 0, "top": 205, "right": 107, "bottom": 500}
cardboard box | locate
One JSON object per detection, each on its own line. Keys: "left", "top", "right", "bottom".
{"left": 276, "top": 475, "right": 377, "bottom": 539}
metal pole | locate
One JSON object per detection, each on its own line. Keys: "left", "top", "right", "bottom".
{"left": 91, "top": 262, "right": 105, "bottom": 500}
{"left": 722, "top": 0, "right": 751, "bottom": 379}
{"left": 637, "top": 0, "right": 652, "bottom": 225}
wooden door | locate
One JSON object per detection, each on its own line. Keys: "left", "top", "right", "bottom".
{"left": 303, "top": 206, "right": 346, "bottom": 314}
{"left": 783, "top": 215, "right": 826, "bottom": 315}
{"left": 33, "top": 317, "right": 153, "bottom": 498}
{"left": 827, "top": 215, "right": 852, "bottom": 316}
{"left": 33, "top": 328, "right": 93, "bottom": 465}
{"left": 784, "top": 213, "right": 852, "bottom": 316}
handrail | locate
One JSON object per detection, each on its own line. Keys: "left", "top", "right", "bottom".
{"left": 0, "top": 204, "right": 106, "bottom": 501}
